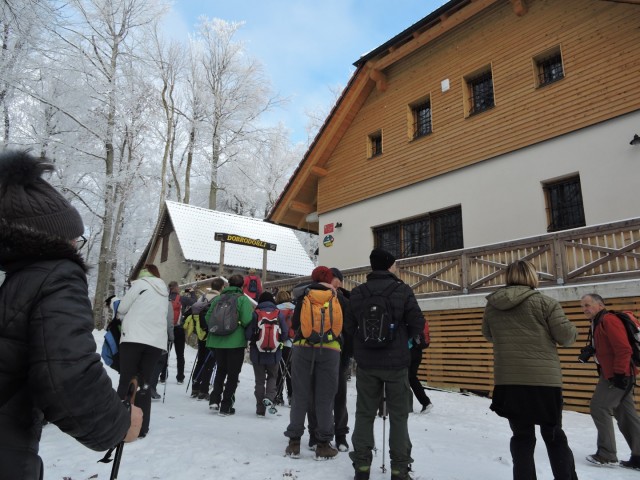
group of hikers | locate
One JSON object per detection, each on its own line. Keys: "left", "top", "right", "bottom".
{"left": 3, "top": 149, "right": 640, "bottom": 480}
{"left": 145, "top": 249, "right": 431, "bottom": 480}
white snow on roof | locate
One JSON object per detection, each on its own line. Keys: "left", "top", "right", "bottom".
{"left": 166, "top": 201, "right": 314, "bottom": 276}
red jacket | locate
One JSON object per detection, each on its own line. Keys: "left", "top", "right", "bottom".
{"left": 594, "top": 311, "right": 637, "bottom": 378}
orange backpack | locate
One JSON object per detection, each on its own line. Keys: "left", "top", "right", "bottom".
{"left": 300, "top": 289, "right": 343, "bottom": 345}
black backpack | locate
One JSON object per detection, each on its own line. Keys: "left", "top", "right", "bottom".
{"left": 208, "top": 293, "right": 241, "bottom": 336}
{"left": 357, "top": 281, "right": 402, "bottom": 348}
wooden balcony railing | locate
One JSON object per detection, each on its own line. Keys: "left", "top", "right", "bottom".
{"left": 265, "top": 217, "right": 640, "bottom": 298}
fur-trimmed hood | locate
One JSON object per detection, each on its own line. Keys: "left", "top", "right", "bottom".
{"left": 0, "top": 220, "right": 87, "bottom": 272}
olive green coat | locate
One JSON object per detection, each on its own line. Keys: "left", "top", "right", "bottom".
{"left": 482, "top": 286, "right": 577, "bottom": 387}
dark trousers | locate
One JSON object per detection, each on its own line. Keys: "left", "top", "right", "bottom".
{"left": 192, "top": 342, "right": 216, "bottom": 394}
{"left": 509, "top": 420, "right": 578, "bottom": 480}
{"left": 309, "top": 362, "right": 350, "bottom": 438}
{"left": 276, "top": 346, "right": 293, "bottom": 400}
{"left": 349, "top": 367, "right": 413, "bottom": 475}
{"left": 210, "top": 347, "right": 245, "bottom": 409}
{"left": 408, "top": 347, "right": 431, "bottom": 408}
{"left": 117, "top": 342, "right": 163, "bottom": 435}
{"left": 149, "top": 350, "right": 167, "bottom": 391}
{"left": 173, "top": 326, "right": 185, "bottom": 381}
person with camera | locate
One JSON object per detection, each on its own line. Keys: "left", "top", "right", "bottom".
{"left": 580, "top": 293, "right": 640, "bottom": 469}
{"left": 483, "top": 260, "right": 578, "bottom": 480}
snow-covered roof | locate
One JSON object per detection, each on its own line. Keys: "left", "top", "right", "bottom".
{"left": 165, "top": 201, "right": 314, "bottom": 276}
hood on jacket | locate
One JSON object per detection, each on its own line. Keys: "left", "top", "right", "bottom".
{"left": 139, "top": 276, "right": 169, "bottom": 297}
{"left": 486, "top": 285, "right": 538, "bottom": 311}
{"left": 256, "top": 300, "right": 277, "bottom": 310}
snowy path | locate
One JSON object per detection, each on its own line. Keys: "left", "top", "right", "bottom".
{"left": 39, "top": 332, "right": 640, "bottom": 479}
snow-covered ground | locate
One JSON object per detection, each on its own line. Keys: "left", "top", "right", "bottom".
{"left": 40, "top": 332, "right": 640, "bottom": 479}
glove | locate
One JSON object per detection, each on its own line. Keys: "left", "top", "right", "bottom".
{"left": 610, "top": 374, "right": 631, "bottom": 390}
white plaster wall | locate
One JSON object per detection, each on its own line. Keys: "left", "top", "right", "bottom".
{"left": 319, "top": 111, "right": 640, "bottom": 269}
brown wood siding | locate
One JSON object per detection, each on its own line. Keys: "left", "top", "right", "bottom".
{"left": 318, "top": 0, "right": 640, "bottom": 214}
{"left": 418, "top": 297, "right": 640, "bottom": 414}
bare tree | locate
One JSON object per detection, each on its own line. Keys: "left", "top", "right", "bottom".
{"left": 195, "top": 17, "right": 281, "bottom": 210}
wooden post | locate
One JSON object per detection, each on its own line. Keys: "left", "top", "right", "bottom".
{"left": 219, "top": 241, "right": 225, "bottom": 277}
{"left": 262, "top": 249, "right": 268, "bottom": 284}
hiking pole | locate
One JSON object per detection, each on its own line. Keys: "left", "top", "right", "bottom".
{"left": 186, "top": 356, "right": 198, "bottom": 393}
{"left": 98, "top": 377, "right": 138, "bottom": 480}
{"left": 188, "top": 350, "right": 213, "bottom": 393}
{"left": 163, "top": 342, "right": 172, "bottom": 404}
{"left": 381, "top": 395, "right": 387, "bottom": 474}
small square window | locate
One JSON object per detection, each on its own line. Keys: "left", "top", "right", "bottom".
{"left": 368, "top": 131, "right": 383, "bottom": 158}
{"left": 411, "top": 100, "right": 432, "bottom": 139}
{"left": 535, "top": 47, "right": 564, "bottom": 87}
{"left": 466, "top": 69, "right": 494, "bottom": 116}
{"left": 543, "top": 175, "right": 585, "bottom": 232}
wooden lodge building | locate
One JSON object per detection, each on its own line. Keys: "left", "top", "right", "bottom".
{"left": 265, "top": 0, "right": 640, "bottom": 413}
{"left": 131, "top": 201, "right": 315, "bottom": 288}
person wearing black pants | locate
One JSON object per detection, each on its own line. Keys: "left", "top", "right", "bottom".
{"left": 117, "top": 342, "right": 163, "bottom": 437}
{"left": 172, "top": 326, "right": 186, "bottom": 383}
{"left": 509, "top": 419, "right": 577, "bottom": 479}
{"left": 408, "top": 345, "right": 432, "bottom": 412}
{"left": 209, "top": 347, "right": 245, "bottom": 413}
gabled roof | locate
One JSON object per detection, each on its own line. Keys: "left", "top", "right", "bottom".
{"left": 165, "top": 201, "right": 314, "bottom": 276}
{"left": 265, "top": 0, "right": 512, "bottom": 233}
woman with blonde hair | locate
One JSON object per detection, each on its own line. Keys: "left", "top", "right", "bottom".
{"left": 482, "top": 260, "right": 579, "bottom": 479}
{"left": 117, "top": 264, "right": 171, "bottom": 438}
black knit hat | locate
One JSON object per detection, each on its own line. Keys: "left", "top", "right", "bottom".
{"left": 0, "top": 150, "right": 84, "bottom": 240}
{"left": 370, "top": 248, "right": 396, "bottom": 271}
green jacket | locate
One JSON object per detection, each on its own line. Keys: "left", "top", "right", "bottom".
{"left": 482, "top": 286, "right": 577, "bottom": 387}
{"left": 205, "top": 287, "right": 254, "bottom": 349}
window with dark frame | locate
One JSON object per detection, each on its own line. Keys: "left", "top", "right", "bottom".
{"left": 412, "top": 100, "right": 432, "bottom": 139}
{"left": 468, "top": 70, "right": 494, "bottom": 115}
{"left": 369, "top": 131, "right": 383, "bottom": 158}
{"left": 544, "top": 176, "right": 585, "bottom": 232}
{"left": 537, "top": 52, "right": 564, "bottom": 87}
{"left": 161, "top": 234, "right": 169, "bottom": 262}
{"left": 373, "top": 206, "right": 463, "bottom": 259}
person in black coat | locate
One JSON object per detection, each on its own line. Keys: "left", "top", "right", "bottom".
{"left": 0, "top": 151, "right": 141, "bottom": 480}
{"left": 345, "top": 248, "right": 425, "bottom": 480}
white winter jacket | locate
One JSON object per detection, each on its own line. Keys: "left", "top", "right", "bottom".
{"left": 119, "top": 276, "right": 169, "bottom": 351}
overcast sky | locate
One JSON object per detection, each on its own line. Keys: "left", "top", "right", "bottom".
{"left": 165, "top": 0, "right": 448, "bottom": 144}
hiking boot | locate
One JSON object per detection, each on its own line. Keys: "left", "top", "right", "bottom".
{"left": 390, "top": 469, "right": 410, "bottom": 480}
{"left": 420, "top": 401, "right": 433, "bottom": 413}
{"left": 197, "top": 392, "right": 210, "bottom": 401}
{"left": 586, "top": 453, "right": 617, "bottom": 467}
{"left": 336, "top": 434, "right": 349, "bottom": 452}
{"left": 314, "top": 441, "right": 338, "bottom": 460}
{"left": 620, "top": 455, "right": 640, "bottom": 470}
{"left": 190, "top": 390, "right": 199, "bottom": 398}
{"left": 218, "top": 406, "right": 235, "bottom": 416}
{"left": 274, "top": 395, "right": 284, "bottom": 406}
{"left": 354, "top": 467, "right": 370, "bottom": 480}
{"left": 285, "top": 438, "right": 301, "bottom": 458}
{"left": 256, "top": 403, "right": 266, "bottom": 416}
{"left": 209, "top": 402, "right": 220, "bottom": 411}
{"left": 263, "top": 398, "right": 277, "bottom": 414}
{"left": 353, "top": 467, "right": 370, "bottom": 480}
{"left": 151, "top": 389, "right": 161, "bottom": 400}
{"left": 308, "top": 433, "right": 318, "bottom": 451}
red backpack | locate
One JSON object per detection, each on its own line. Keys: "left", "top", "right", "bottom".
{"left": 280, "top": 308, "right": 295, "bottom": 340}
{"left": 254, "top": 307, "right": 282, "bottom": 352}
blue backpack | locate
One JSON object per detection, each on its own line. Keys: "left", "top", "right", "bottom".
{"left": 101, "top": 300, "right": 121, "bottom": 372}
